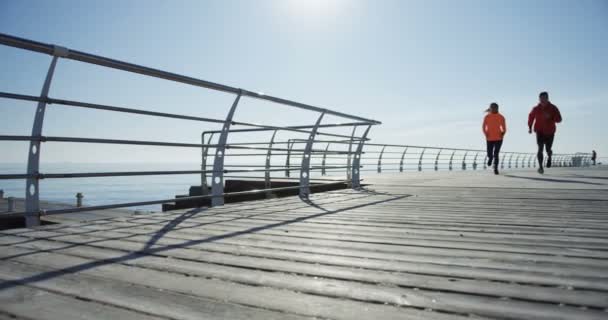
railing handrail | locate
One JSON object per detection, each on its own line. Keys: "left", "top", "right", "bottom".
{"left": 0, "top": 33, "right": 381, "bottom": 124}
{"left": 0, "top": 33, "right": 380, "bottom": 227}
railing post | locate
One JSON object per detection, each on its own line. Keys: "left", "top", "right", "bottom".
{"left": 299, "top": 112, "right": 325, "bottom": 199}
{"left": 200, "top": 132, "right": 215, "bottom": 195}
{"left": 351, "top": 125, "right": 371, "bottom": 189}
{"left": 514, "top": 154, "right": 520, "bottom": 168}
{"left": 285, "top": 139, "right": 294, "bottom": 177}
{"left": 25, "top": 49, "right": 64, "bottom": 227}
{"left": 461, "top": 151, "right": 468, "bottom": 170}
{"left": 265, "top": 130, "right": 278, "bottom": 197}
{"left": 473, "top": 151, "right": 480, "bottom": 170}
{"left": 483, "top": 155, "right": 488, "bottom": 170}
{"left": 321, "top": 142, "right": 330, "bottom": 176}
{"left": 399, "top": 147, "right": 408, "bottom": 172}
{"left": 211, "top": 91, "right": 242, "bottom": 207}
{"left": 377, "top": 145, "right": 386, "bottom": 173}
{"left": 434, "top": 149, "right": 442, "bottom": 171}
{"left": 418, "top": 148, "right": 426, "bottom": 171}
{"left": 346, "top": 126, "right": 357, "bottom": 181}
{"left": 527, "top": 154, "right": 532, "bottom": 168}
{"left": 501, "top": 152, "right": 507, "bottom": 169}
{"left": 448, "top": 150, "right": 456, "bottom": 171}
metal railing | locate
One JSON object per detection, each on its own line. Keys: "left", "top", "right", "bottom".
{"left": 0, "top": 33, "right": 595, "bottom": 229}
{"left": 0, "top": 33, "right": 380, "bottom": 227}
{"left": 252, "top": 141, "right": 592, "bottom": 179}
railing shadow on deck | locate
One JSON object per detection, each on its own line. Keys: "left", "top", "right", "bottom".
{"left": 0, "top": 191, "right": 409, "bottom": 291}
{"left": 503, "top": 174, "right": 606, "bottom": 186}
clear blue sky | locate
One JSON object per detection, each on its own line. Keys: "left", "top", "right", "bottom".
{"left": 1, "top": 0, "right": 607, "bottom": 163}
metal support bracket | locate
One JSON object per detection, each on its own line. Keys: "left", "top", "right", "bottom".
{"left": 351, "top": 125, "right": 371, "bottom": 189}
{"left": 285, "top": 140, "right": 294, "bottom": 177}
{"left": 211, "top": 91, "right": 241, "bottom": 206}
{"left": 200, "top": 132, "right": 215, "bottom": 195}
{"left": 462, "top": 151, "right": 468, "bottom": 170}
{"left": 265, "top": 130, "right": 278, "bottom": 197}
{"left": 299, "top": 112, "right": 325, "bottom": 198}
{"left": 472, "top": 151, "right": 480, "bottom": 170}
{"left": 25, "top": 56, "right": 60, "bottom": 227}
{"left": 434, "top": 149, "right": 442, "bottom": 171}
{"left": 448, "top": 150, "right": 456, "bottom": 171}
{"left": 346, "top": 126, "right": 357, "bottom": 181}
{"left": 321, "top": 143, "right": 330, "bottom": 176}
{"left": 418, "top": 148, "right": 426, "bottom": 172}
{"left": 399, "top": 147, "right": 408, "bottom": 172}
{"left": 377, "top": 145, "right": 386, "bottom": 173}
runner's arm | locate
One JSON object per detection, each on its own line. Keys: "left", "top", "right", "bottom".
{"left": 528, "top": 108, "right": 536, "bottom": 132}
{"left": 554, "top": 106, "right": 562, "bottom": 123}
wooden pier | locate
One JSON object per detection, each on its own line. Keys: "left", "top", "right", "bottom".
{"left": 1, "top": 167, "right": 607, "bottom": 319}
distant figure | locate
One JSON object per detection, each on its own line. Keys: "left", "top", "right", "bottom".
{"left": 592, "top": 150, "right": 597, "bottom": 165}
{"left": 483, "top": 102, "right": 506, "bottom": 175}
{"left": 528, "top": 91, "right": 562, "bottom": 174}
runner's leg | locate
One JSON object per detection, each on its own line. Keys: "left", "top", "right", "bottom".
{"left": 536, "top": 133, "right": 545, "bottom": 169}
{"left": 487, "top": 141, "right": 494, "bottom": 166}
{"left": 545, "top": 134, "right": 555, "bottom": 168}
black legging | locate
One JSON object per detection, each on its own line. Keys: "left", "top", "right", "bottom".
{"left": 487, "top": 140, "right": 503, "bottom": 168}
{"left": 536, "top": 133, "right": 554, "bottom": 168}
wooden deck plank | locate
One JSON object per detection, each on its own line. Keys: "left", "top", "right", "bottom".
{"left": 0, "top": 281, "right": 167, "bottom": 320}
{"left": 0, "top": 247, "right": 472, "bottom": 320}
{"left": 1, "top": 167, "right": 608, "bottom": 319}
{"left": 2, "top": 233, "right": 607, "bottom": 309}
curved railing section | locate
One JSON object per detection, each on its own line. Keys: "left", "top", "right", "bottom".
{"left": 0, "top": 33, "right": 380, "bottom": 227}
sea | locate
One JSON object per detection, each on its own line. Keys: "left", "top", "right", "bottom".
{"left": 1, "top": 162, "right": 222, "bottom": 212}
{"left": 0, "top": 162, "right": 335, "bottom": 212}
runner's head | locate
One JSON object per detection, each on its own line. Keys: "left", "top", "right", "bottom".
{"left": 539, "top": 91, "right": 549, "bottom": 105}
{"left": 486, "top": 102, "right": 499, "bottom": 114}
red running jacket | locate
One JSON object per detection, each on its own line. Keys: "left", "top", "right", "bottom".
{"left": 528, "top": 103, "right": 562, "bottom": 135}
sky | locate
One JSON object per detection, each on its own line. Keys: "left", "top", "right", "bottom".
{"left": 1, "top": 0, "right": 607, "bottom": 164}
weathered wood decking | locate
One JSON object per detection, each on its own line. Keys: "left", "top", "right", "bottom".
{"left": 1, "top": 167, "right": 607, "bottom": 319}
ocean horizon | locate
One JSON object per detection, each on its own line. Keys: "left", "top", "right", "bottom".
{"left": 0, "top": 162, "right": 337, "bottom": 211}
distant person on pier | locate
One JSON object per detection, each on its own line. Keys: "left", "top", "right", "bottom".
{"left": 483, "top": 102, "right": 507, "bottom": 175}
{"left": 528, "top": 91, "right": 562, "bottom": 174}
{"left": 592, "top": 150, "right": 597, "bottom": 165}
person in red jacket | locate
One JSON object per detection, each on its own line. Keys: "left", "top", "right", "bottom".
{"left": 483, "top": 102, "right": 507, "bottom": 175}
{"left": 528, "top": 91, "right": 562, "bottom": 174}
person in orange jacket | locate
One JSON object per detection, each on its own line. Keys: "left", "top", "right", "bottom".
{"left": 483, "top": 102, "right": 507, "bottom": 175}
{"left": 528, "top": 91, "right": 562, "bottom": 174}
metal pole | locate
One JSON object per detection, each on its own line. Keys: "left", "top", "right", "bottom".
{"left": 299, "top": 112, "right": 325, "bottom": 198}
{"left": 448, "top": 150, "right": 456, "bottom": 171}
{"left": 377, "top": 145, "right": 386, "bottom": 173}
{"left": 25, "top": 52, "right": 63, "bottom": 227}
{"left": 211, "top": 92, "right": 241, "bottom": 207}
{"left": 418, "top": 148, "right": 426, "bottom": 172}
{"left": 351, "top": 125, "right": 371, "bottom": 189}
{"left": 200, "top": 132, "right": 215, "bottom": 195}
{"left": 346, "top": 125, "right": 357, "bottom": 181}
{"left": 285, "top": 139, "right": 294, "bottom": 177}
{"left": 462, "top": 151, "right": 468, "bottom": 170}
{"left": 264, "top": 130, "right": 278, "bottom": 197}
{"left": 321, "top": 143, "right": 330, "bottom": 176}
{"left": 484, "top": 155, "right": 488, "bottom": 170}
{"left": 472, "top": 151, "right": 480, "bottom": 170}
{"left": 434, "top": 149, "right": 442, "bottom": 171}
{"left": 399, "top": 147, "right": 408, "bottom": 172}
{"left": 0, "top": 189, "right": 3, "bottom": 199}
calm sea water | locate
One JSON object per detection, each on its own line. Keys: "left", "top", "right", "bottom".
{"left": 1, "top": 163, "right": 219, "bottom": 211}
{"left": 0, "top": 162, "right": 334, "bottom": 211}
